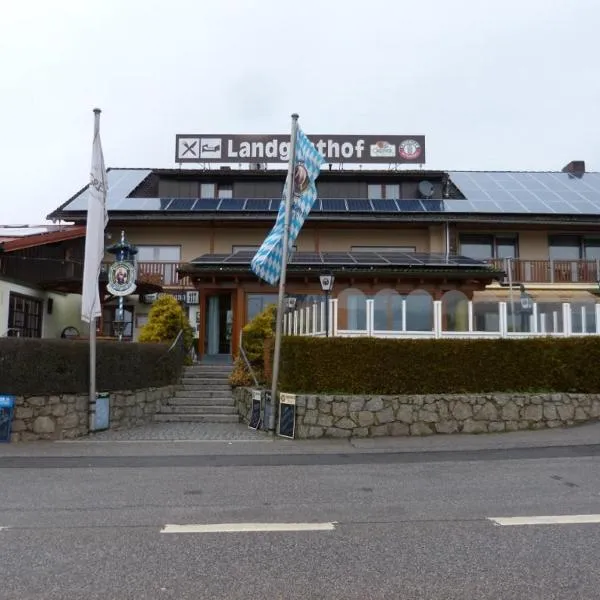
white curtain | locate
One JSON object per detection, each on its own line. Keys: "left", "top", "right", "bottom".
{"left": 207, "top": 296, "right": 220, "bottom": 354}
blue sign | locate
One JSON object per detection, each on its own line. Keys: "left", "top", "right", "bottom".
{"left": 0, "top": 395, "right": 16, "bottom": 443}
{"left": 93, "top": 393, "right": 110, "bottom": 432}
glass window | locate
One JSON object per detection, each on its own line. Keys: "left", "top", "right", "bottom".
{"left": 200, "top": 183, "right": 216, "bottom": 198}
{"left": 459, "top": 235, "right": 494, "bottom": 260}
{"left": 459, "top": 234, "right": 517, "bottom": 260}
{"left": 8, "top": 293, "right": 43, "bottom": 338}
{"left": 218, "top": 184, "right": 233, "bottom": 199}
{"left": 137, "top": 246, "right": 181, "bottom": 262}
{"left": 385, "top": 184, "right": 400, "bottom": 200}
{"left": 584, "top": 240, "right": 600, "bottom": 260}
{"left": 367, "top": 184, "right": 382, "bottom": 200}
{"left": 548, "top": 236, "right": 581, "bottom": 260}
{"left": 496, "top": 237, "right": 518, "bottom": 259}
{"left": 246, "top": 293, "right": 278, "bottom": 323}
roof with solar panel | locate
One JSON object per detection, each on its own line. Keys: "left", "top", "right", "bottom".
{"left": 47, "top": 162, "right": 600, "bottom": 223}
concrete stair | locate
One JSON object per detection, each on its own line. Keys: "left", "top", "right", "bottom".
{"left": 155, "top": 362, "right": 239, "bottom": 424}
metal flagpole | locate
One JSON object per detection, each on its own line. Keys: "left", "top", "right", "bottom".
{"left": 88, "top": 108, "right": 102, "bottom": 428}
{"left": 268, "top": 113, "right": 299, "bottom": 433}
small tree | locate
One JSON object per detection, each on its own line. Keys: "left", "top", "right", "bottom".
{"left": 139, "top": 295, "right": 194, "bottom": 351}
{"left": 229, "top": 303, "right": 277, "bottom": 387}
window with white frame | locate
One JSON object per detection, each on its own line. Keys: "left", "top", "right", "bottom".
{"left": 367, "top": 184, "right": 400, "bottom": 200}
{"left": 136, "top": 246, "right": 181, "bottom": 262}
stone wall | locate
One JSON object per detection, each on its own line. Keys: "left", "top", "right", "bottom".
{"left": 233, "top": 388, "right": 600, "bottom": 438}
{"left": 9, "top": 385, "right": 176, "bottom": 442}
{"left": 234, "top": 387, "right": 253, "bottom": 425}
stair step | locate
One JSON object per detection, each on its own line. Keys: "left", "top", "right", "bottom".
{"left": 183, "top": 376, "right": 231, "bottom": 382}
{"left": 159, "top": 405, "right": 237, "bottom": 415}
{"left": 174, "top": 391, "right": 234, "bottom": 399}
{"left": 183, "top": 373, "right": 231, "bottom": 381}
{"left": 153, "top": 413, "right": 240, "bottom": 423}
{"left": 167, "top": 397, "right": 235, "bottom": 406}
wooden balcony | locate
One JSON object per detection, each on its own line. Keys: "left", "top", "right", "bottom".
{"left": 489, "top": 258, "right": 600, "bottom": 284}
{"left": 122, "top": 262, "right": 191, "bottom": 288}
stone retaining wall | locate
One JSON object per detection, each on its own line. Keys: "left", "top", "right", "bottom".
{"left": 233, "top": 388, "right": 600, "bottom": 438}
{"left": 9, "top": 385, "right": 176, "bottom": 442}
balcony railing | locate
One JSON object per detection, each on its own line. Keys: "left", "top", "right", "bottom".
{"left": 113, "top": 262, "right": 191, "bottom": 287}
{"left": 489, "top": 258, "right": 600, "bottom": 284}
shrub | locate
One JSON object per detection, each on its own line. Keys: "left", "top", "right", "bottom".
{"left": 229, "top": 303, "right": 277, "bottom": 387}
{"left": 139, "top": 294, "right": 194, "bottom": 352}
{"left": 279, "top": 336, "right": 600, "bottom": 395}
{"left": 0, "top": 337, "right": 185, "bottom": 395}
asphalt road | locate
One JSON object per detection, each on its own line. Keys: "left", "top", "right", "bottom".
{"left": 2, "top": 447, "right": 600, "bottom": 599}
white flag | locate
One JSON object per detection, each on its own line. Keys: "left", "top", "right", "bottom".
{"left": 81, "top": 110, "right": 109, "bottom": 323}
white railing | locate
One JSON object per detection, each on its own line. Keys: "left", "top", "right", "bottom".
{"left": 283, "top": 299, "right": 600, "bottom": 339}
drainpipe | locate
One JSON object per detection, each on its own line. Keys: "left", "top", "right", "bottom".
{"left": 445, "top": 221, "right": 450, "bottom": 259}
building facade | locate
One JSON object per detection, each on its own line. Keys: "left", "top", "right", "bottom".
{"left": 44, "top": 160, "right": 600, "bottom": 356}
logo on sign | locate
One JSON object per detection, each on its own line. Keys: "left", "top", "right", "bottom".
{"left": 200, "top": 138, "right": 222, "bottom": 159}
{"left": 106, "top": 261, "right": 137, "bottom": 297}
{"left": 369, "top": 141, "right": 395, "bottom": 158}
{"left": 398, "top": 139, "right": 422, "bottom": 160}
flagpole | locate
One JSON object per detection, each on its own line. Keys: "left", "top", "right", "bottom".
{"left": 268, "top": 113, "right": 299, "bottom": 433}
{"left": 88, "top": 108, "right": 102, "bottom": 429}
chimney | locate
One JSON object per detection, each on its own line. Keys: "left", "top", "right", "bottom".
{"left": 562, "top": 160, "right": 585, "bottom": 176}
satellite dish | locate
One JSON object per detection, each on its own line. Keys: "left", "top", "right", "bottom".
{"left": 418, "top": 180, "right": 435, "bottom": 199}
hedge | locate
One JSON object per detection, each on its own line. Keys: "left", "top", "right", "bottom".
{"left": 0, "top": 338, "right": 185, "bottom": 395}
{"left": 279, "top": 337, "right": 600, "bottom": 395}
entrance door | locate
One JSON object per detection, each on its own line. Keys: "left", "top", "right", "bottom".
{"left": 204, "top": 293, "right": 233, "bottom": 357}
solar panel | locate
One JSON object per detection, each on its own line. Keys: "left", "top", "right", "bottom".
{"left": 292, "top": 253, "right": 323, "bottom": 264}
{"left": 449, "top": 172, "right": 600, "bottom": 215}
{"left": 321, "top": 252, "right": 356, "bottom": 264}
{"left": 165, "top": 198, "right": 197, "bottom": 211}
{"left": 349, "top": 252, "right": 390, "bottom": 264}
{"left": 224, "top": 251, "right": 255, "bottom": 263}
{"left": 218, "top": 198, "right": 246, "bottom": 210}
{"left": 63, "top": 169, "right": 152, "bottom": 211}
{"left": 245, "top": 198, "right": 273, "bottom": 211}
{"left": 421, "top": 200, "right": 445, "bottom": 212}
{"left": 320, "top": 198, "right": 347, "bottom": 211}
{"left": 346, "top": 199, "right": 373, "bottom": 212}
{"left": 396, "top": 200, "right": 425, "bottom": 212}
{"left": 192, "top": 198, "right": 220, "bottom": 211}
{"left": 192, "top": 253, "right": 229, "bottom": 263}
{"left": 371, "top": 199, "right": 398, "bottom": 212}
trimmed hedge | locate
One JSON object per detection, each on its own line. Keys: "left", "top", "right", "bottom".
{"left": 0, "top": 338, "right": 185, "bottom": 395}
{"left": 279, "top": 337, "right": 600, "bottom": 394}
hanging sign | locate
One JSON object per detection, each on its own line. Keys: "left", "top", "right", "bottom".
{"left": 106, "top": 261, "right": 137, "bottom": 296}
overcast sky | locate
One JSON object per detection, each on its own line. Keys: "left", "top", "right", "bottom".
{"left": 1, "top": 0, "right": 599, "bottom": 224}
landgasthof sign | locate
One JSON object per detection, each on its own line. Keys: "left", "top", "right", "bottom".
{"left": 175, "top": 134, "right": 425, "bottom": 164}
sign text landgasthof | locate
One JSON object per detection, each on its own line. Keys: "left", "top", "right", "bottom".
{"left": 175, "top": 134, "right": 425, "bottom": 165}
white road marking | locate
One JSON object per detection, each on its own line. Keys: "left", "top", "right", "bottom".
{"left": 161, "top": 522, "right": 337, "bottom": 534}
{"left": 0, "top": 526, "right": 8, "bottom": 531}
{"left": 488, "top": 514, "right": 600, "bottom": 526}
{"left": 55, "top": 439, "right": 272, "bottom": 444}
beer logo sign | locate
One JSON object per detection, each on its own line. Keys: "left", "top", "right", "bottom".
{"left": 398, "top": 139, "right": 422, "bottom": 160}
{"left": 106, "top": 261, "right": 137, "bottom": 297}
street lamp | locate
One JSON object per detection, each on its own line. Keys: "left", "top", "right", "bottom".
{"left": 319, "top": 270, "right": 335, "bottom": 337}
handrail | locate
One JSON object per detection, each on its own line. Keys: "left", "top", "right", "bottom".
{"left": 239, "top": 329, "right": 259, "bottom": 387}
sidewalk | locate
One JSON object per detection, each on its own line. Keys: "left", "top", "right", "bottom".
{"left": 1, "top": 421, "right": 599, "bottom": 458}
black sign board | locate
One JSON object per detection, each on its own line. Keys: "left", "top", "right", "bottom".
{"left": 176, "top": 134, "right": 426, "bottom": 164}
{"left": 0, "top": 395, "right": 16, "bottom": 443}
{"left": 249, "top": 390, "right": 261, "bottom": 430}
{"left": 278, "top": 394, "right": 296, "bottom": 439}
